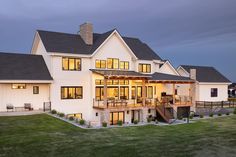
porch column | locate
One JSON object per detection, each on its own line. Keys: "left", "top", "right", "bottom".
{"left": 104, "top": 77, "right": 108, "bottom": 108}
{"left": 172, "top": 83, "right": 176, "bottom": 105}
{"left": 142, "top": 79, "right": 146, "bottom": 106}
{"left": 190, "top": 69, "right": 197, "bottom": 112}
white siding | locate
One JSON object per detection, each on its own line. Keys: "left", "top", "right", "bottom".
{"left": 0, "top": 84, "right": 49, "bottom": 112}
{"left": 198, "top": 84, "right": 228, "bottom": 101}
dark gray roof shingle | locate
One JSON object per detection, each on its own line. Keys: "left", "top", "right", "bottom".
{"left": 0, "top": 52, "right": 53, "bottom": 80}
{"left": 150, "top": 72, "right": 193, "bottom": 82}
{"left": 180, "top": 65, "right": 231, "bottom": 83}
{"left": 37, "top": 29, "right": 162, "bottom": 60}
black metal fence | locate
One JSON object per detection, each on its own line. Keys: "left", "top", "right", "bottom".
{"left": 196, "top": 101, "right": 236, "bottom": 108}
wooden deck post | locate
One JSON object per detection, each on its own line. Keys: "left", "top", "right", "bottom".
{"left": 142, "top": 79, "right": 146, "bottom": 106}
{"left": 104, "top": 77, "right": 108, "bottom": 108}
{"left": 173, "top": 83, "right": 176, "bottom": 105}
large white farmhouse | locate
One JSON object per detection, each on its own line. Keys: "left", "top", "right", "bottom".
{"left": 0, "top": 23, "right": 231, "bottom": 126}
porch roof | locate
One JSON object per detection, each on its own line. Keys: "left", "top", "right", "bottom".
{"left": 149, "top": 72, "right": 194, "bottom": 83}
{"left": 90, "top": 69, "right": 151, "bottom": 79}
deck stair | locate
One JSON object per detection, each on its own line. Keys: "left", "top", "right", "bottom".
{"left": 155, "top": 102, "right": 177, "bottom": 124}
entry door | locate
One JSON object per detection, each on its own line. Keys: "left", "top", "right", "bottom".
{"left": 131, "top": 110, "right": 140, "bottom": 123}
{"left": 110, "top": 112, "right": 124, "bottom": 125}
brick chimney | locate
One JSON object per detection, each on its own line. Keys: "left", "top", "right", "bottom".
{"left": 190, "top": 69, "right": 196, "bottom": 80}
{"left": 80, "top": 22, "right": 93, "bottom": 45}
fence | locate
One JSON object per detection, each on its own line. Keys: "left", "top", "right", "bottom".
{"left": 196, "top": 101, "right": 236, "bottom": 108}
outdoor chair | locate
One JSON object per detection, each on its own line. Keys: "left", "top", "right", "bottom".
{"left": 6, "top": 104, "right": 14, "bottom": 112}
{"left": 24, "top": 103, "right": 33, "bottom": 111}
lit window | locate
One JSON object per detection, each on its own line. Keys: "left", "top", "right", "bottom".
{"left": 120, "top": 87, "right": 129, "bottom": 100}
{"left": 62, "top": 58, "right": 81, "bottom": 71}
{"left": 147, "top": 86, "right": 153, "bottom": 98}
{"left": 61, "top": 87, "right": 83, "bottom": 99}
{"left": 107, "top": 58, "right": 119, "bottom": 69}
{"left": 95, "top": 60, "right": 106, "bottom": 69}
{"left": 67, "top": 113, "right": 82, "bottom": 119}
{"left": 33, "top": 86, "right": 39, "bottom": 94}
{"left": 12, "top": 84, "right": 26, "bottom": 89}
{"left": 211, "top": 88, "right": 218, "bottom": 97}
{"left": 138, "top": 64, "right": 151, "bottom": 73}
{"left": 120, "top": 61, "right": 129, "bottom": 70}
{"left": 120, "top": 80, "right": 129, "bottom": 85}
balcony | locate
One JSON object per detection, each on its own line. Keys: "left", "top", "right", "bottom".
{"left": 93, "top": 96, "right": 192, "bottom": 110}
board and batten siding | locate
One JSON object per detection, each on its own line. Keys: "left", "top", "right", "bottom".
{"left": 0, "top": 84, "right": 50, "bottom": 111}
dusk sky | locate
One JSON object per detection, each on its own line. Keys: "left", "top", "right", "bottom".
{"left": 0, "top": 0, "right": 235, "bottom": 82}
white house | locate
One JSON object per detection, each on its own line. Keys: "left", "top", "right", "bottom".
{"left": 177, "top": 65, "right": 231, "bottom": 102}
{"left": 0, "top": 23, "right": 231, "bottom": 126}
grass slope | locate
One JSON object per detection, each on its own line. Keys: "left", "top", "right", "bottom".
{"left": 0, "top": 114, "right": 236, "bottom": 157}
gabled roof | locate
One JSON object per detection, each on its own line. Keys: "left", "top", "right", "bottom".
{"left": 37, "top": 29, "right": 162, "bottom": 60}
{"left": 150, "top": 72, "right": 193, "bottom": 83}
{"left": 180, "top": 65, "right": 231, "bottom": 83}
{"left": 0, "top": 52, "right": 53, "bottom": 80}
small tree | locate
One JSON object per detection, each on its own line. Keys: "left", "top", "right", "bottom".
{"left": 102, "top": 122, "right": 107, "bottom": 127}
{"left": 117, "top": 120, "right": 123, "bottom": 126}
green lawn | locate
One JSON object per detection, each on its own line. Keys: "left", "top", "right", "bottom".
{"left": 0, "top": 114, "right": 236, "bottom": 157}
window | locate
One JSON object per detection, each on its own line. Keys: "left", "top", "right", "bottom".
{"left": 67, "top": 113, "right": 82, "bottom": 119}
{"left": 96, "top": 87, "right": 104, "bottom": 100}
{"left": 211, "top": 88, "right": 218, "bottom": 97}
{"left": 95, "top": 60, "right": 106, "bottom": 69}
{"left": 120, "top": 87, "right": 129, "bottom": 100}
{"left": 62, "top": 57, "right": 81, "bottom": 71}
{"left": 147, "top": 86, "right": 153, "bottom": 98}
{"left": 107, "top": 58, "right": 119, "bottom": 69}
{"left": 131, "top": 86, "right": 136, "bottom": 99}
{"left": 120, "top": 61, "right": 129, "bottom": 70}
{"left": 120, "top": 80, "right": 129, "bottom": 85}
{"left": 138, "top": 64, "right": 151, "bottom": 73}
{"left": 33, "top": 86, "right": 39, "bottom": 94}
{"left": 61, "top": 86, "right": 83, "bottom": 99}
{"left": 12, "top": 84, "right": 26, "bottom": 89}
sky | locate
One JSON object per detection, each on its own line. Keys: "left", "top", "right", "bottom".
{"left": 0, "top": 0, "right": 235, "bottom": 82}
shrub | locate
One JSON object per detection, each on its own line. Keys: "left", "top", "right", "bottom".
{"left": 59, "top": 113, "right": 65, "bottom": 117}
{"left": 226, "top": 112, "right": 230, "bottom": 115}
{"left": 189, "top": 115, "right": 194, "bottom": 119}
{"left": 102, "top": 122, "right": 107, "bottom": 127}
{"left": 218, "top": 113, "right": 222, "bottom": 116}
{"left": 234, "top": 108, "right": 236, "bottom": 114}
{"left": 200, "top": 114, "right": 204, "bottom": 118}
{"left": 178, "top": 116, "right": 183, "bottom": 120}
{"left": 133, "top": 119, "right": 139, "bottom": 124}
{"left": 147, "top": 117, "right": 152, "bottom": 123}
{"left": 79, "top": 119, "right": 85, "bottom": 125}
{"left": 209, "top": 113, "right": 214, "bottom": 117}
{"left": 117, "top": 120, "right": 123, "bottom": 126}
{"left": 69, "top": 116, "right": 74, "bottom": 121}
{"left": 51, "top": 109, "right": 57, "bottom": 114}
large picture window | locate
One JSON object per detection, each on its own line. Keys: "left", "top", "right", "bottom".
{"left": 95, "top": 60, "right": 106, "bottom": 69}
{"left": 12, "top": 84, "right": 26, "bottom": 89}
{"left": 211, "top": 88, "right": 218, "bottom": 97}
{"left": 61, "top": 86, "right": 83, "bottom": 99}
{"left": 107, "top": 58, "right": 119, "bottom": 69}
{"left": 62, "top": 58, "right": 81, "bottom": 71}
{"left": 138, "top": 64, "right": 151, "bottom": 73}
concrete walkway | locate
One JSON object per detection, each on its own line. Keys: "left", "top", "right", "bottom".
{"left": 0, "top": 110, "right": 44, "bottom": 116}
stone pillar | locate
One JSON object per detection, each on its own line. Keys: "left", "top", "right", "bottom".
{"left": 100, "top": 109, "right": 110, "bottom": 126}
{"left": 141, "top": 108, "right": 149, "bottom": 123}
{"left": 190, "top": 69, "right": 197, "bottom": 112}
